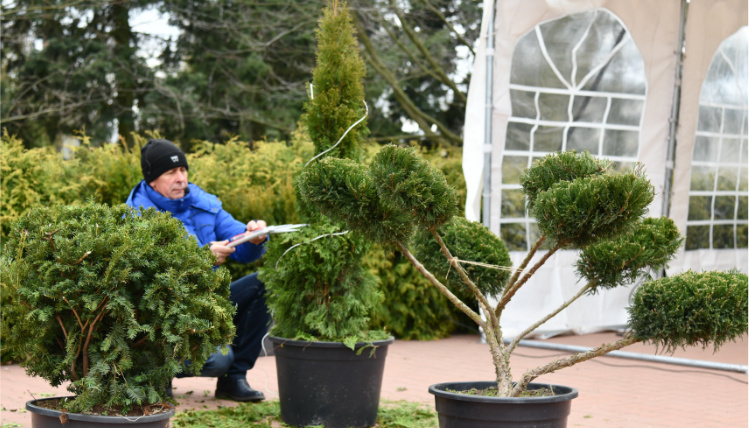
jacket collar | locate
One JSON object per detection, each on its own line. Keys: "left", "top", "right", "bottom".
{"left": 144, "top": 182, "right": 194, "bottom": 213}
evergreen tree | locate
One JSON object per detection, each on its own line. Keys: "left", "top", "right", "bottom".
{"left": 302, "top": 0, "right": 369, "bottom": 160}
{"left": 259, "top": 1, "right": 386, "bottom": 344}
{"left": 141, "top": 0, "right": 321, "bottom": 146}
{"left": 1, "top": 1, "right": 156, "bottom": 147}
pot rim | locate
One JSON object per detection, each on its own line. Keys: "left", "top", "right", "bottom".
{"left": 429, "top": 381, "right": 578, "bottom": 404}
{"left": 26, "top": 396, "right": 175, "bottom": 422}
{"left": 268, "top": 335, "right": 394, "bottom": 348}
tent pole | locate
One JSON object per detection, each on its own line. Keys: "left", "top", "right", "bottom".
{"left": 482, "top": 1, "right": 495, "bottom": 228}
{"left": 663, "top": 0, "right": 689, "bottom": 218}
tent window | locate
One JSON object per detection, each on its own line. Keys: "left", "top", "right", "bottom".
{"left": 685, "top": 27, "right": 749, "bottom": 251}
{"left": 499, "top": 9, "right": 646, "bottom": 251}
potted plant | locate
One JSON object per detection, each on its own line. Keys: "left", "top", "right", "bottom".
{"left": 257, "top": 2, "right": 392, "bottom": 428}
{"left": 1, "top": 202, "right": 235, "bottom": 427}
{"left": 296, "top": 146, "right": 748, "bottom": 427}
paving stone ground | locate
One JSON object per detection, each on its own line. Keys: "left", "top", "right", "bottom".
{"left": 2, "top": 332, "right": 746, "bottom": 427}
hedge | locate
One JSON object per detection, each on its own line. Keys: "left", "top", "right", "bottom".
{"left": 1, "top": 130, "right": 469, "bottom": 351}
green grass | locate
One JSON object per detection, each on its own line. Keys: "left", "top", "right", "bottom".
{"left": 172, "top": 400, "right": 437, "bottom": 427}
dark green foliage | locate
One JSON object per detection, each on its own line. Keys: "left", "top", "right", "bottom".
{"left": 143, "top": 2, "right": 321, "bottom": 145}
{"left": 577, "top": 217, "right": 683, "bottom": 291}
{"left": 629, "top": 270, "right": 748, "bottom": 353}
{"left": 2, "top": 2, "right": 152, "bottom": 147}
{"left": 366, "top": 244, "right": 472, "bottom": 340}
{"left": 303, "top": 2, "right": 369, "bottom": 161}
{"left": 531, "top": 168, "right": 654, "bottom": 248}
{"left": 258, "top": 223, "right": 386, "bottom": 345}
{"left": 370, "top": 145, "right": 459, "bottom": 230}
{"left": 521, "top": 150, "right": 608, "bottom": 211}
{"left": 412, "top": 217, "right": 512, "bottom": 299}
{"left": 298, "top": 157, "right": 413, "bottom": 244}
{"left": 0, "top": 203, "right": 234, "bottom": 414}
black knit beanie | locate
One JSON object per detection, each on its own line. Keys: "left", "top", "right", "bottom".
{"left": 140, "top": 139, "right": 189, "bottom": 183}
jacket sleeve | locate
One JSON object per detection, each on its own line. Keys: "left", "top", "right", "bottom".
{"left": 214, "top": 209, "right": 267, "bottom": 264}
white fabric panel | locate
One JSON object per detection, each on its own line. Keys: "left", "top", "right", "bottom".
{"left": 668, "top": 0, "right": 748, "bottom": 274}
{"left": 462, "top": 0, "right": 494, "bottom": 222}
{"left": 669, "top": 249, "right": 749, "bottom": 276}
{"left": 464, "top": 0, "right": 683, "bottom": 337}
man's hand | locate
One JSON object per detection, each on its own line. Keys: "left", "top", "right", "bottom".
{"left": 246, "top": 220, "right": 268, "bottom": 245}
{"left": 209, "top": 240, "right": 235, "bottom": 265}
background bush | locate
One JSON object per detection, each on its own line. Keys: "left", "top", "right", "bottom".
{"left": 1, "top": 130, "right": 470, "bottom": 347}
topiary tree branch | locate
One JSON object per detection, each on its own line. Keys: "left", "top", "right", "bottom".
{"left": 394, "top": 241, "right": 483, "bottom": 329}
{"left": 496, "top": 245, "right": 562, "bottom": 316}
{"left": 503, "top": 236, "right": 546, "bottom": 298}
{"left": 508, "top": 280, "right": 596, "bottom": 354}
{"left": 428, "top": 228, "right": 496, "bottom": 329}
{"left": 512, "top": 334, "right": 640, "bottom": 396}
{"left": 396, "top": 239, "right": 515, "bottom": 395}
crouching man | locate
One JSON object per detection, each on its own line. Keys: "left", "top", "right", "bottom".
{"left": 126, "top": 138, "right": 269, "bottom": 402}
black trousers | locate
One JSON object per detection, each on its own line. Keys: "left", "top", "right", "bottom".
{"left": 178, "top": 272, "right": 270, "bottom": 379}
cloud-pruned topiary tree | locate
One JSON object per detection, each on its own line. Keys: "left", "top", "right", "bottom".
{"left": 296, "top": 146, "right": 748, "bottom": 396}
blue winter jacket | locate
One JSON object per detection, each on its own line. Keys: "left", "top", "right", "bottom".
{"left": 125, "top": 180, "right": 266, "bottom": 264}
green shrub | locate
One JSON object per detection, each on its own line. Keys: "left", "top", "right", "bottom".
{"left": 1, "top": 203, "right": 234, "bottom": 413}
{"left": 260, "top": 3, "right": 390, "bottom": 347}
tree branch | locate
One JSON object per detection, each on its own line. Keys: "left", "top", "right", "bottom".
{"left": 417, "top": 0, "right": 476, "bottom": 56}
{"left": 512, "top": 334, "right": 639, "bottom": 396}
{"left": 429, "top": 228, "right": 500, "bottom": 343}
{"left": 508, "top": 280, "right": 595, "bottom": 354}
{"left": 388, "top": 0, "right": 467, "bottom": 104}
{"left": 352, "top": 12, "right": 462, "bottom": 144}
{"left": 496, "top": 246, "right": 561, "bottom": 316}
{"left": 395, "top": 241, "right": 484, "bottom": 329}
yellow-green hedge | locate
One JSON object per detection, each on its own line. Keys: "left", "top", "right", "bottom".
{"left": 2, "top": 130, "right": 469, "bottom": 342}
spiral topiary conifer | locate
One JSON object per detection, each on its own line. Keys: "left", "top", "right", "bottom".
{"left": 259, "top": 1, "right": 387, "bottom": 345}
{"left": 297, "top": 147, "right": 748, "bottom": 397}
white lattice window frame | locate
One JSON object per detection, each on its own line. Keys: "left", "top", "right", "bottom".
{"left": 498, "top": 10, "right": 646, "bottom": 252}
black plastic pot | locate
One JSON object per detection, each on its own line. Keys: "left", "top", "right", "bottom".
{"left": 269, "top": 336, "right": 394, "bottom": 428}
{"left": 26, "top": 396, "right": 174, "bottom": 428}
{"left": 429, "top": 381, "right": 578, "bottom": 428}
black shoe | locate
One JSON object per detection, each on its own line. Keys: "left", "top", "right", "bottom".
{"left": 215, "top": 377, "right": 265, "bottom": 402}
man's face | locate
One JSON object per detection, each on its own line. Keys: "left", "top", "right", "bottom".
{"left": 149, "top": 166, "right": 188, "bottom": 199}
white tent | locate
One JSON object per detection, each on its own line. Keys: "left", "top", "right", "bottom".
{"left": 463, "top": 0, "right": 748, "bottom": 338}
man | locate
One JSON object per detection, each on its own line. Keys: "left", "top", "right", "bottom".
{"left": 126, "top": 138, "right": 269, "bottom": 402}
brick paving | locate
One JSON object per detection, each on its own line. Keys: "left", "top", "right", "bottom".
{"left": 2, "top": 332, "right": 746, "bottom": 427}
